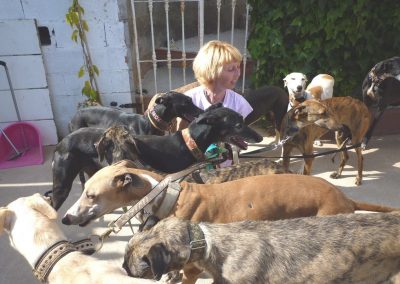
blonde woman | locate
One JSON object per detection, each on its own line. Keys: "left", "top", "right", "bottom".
{"left": 177, "top": 40, "right": 253, "bottom": 166}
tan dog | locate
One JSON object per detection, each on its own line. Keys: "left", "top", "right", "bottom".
{"left": 280, "top": 96, "right": 372, "bottom": 185}
{"left": 0, "top": 193, "right": 154, "bottom": 284}
{"left": 62, "top": 160, "right": 398, "bottom": 283}
{"left": 125, "top": 215, "right": 400, "bottom": 283}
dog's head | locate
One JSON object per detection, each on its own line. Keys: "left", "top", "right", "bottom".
{"left": 283, "top": 72, "right": 308, "bottom": 99}
{"left": 153, "top": 91, "right": 203, "bottom": 123}
{"left": 362, "top": 56, "right": 400, "bottom": 107}
{"left": 280, "top": 100, "right": 341, "bottom": 140}
{"left": 123, "top": 217, "right": 192, "bottom": 280}
{"left": 61, "top": 160, "right": 159, "bottom": 226}
{"left": 0, "top": 194, "right": 62, "bottom": 264}
{"left": 190, "top": 104, "right": 263, "bottom": 150}
{"left": 96, "top": 126, "right": 140, "bottom": 164}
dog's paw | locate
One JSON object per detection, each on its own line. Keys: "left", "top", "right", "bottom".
{"left": 314, "top": 140, "right": 323, "bottom": 146}
{"left": 330, "top": 172, "right": 341, "bottom": 179}
{"left": 160, "top": 270, "right": 182, "bottom": 284}
{"left": 355, "top": 177, "right": 362, "bottom": 186}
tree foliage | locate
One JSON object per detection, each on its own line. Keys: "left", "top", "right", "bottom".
{"left": 248, "top": 0, "right": 400, "bottom": 98}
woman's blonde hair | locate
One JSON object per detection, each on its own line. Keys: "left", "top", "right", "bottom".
{"left": 192, "top": 40, "right": 242, "bottom": 88}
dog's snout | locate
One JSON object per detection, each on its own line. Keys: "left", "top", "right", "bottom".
{"left": 122, "top": 260, "right": 134, "bottom": 277}
{"left": 296, "top": 85, "right": 303, "bottom": 91}
{"left": 61, "top": 215, "right": 72, "bottom": 225}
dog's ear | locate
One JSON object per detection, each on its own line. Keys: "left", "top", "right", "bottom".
{"left": 96, "top": 136, "right": 116, "bottom": 164}
{"left": 139, "top": 215, "right": 160, "bottom": 232}
{"left": 121, "top": 173, "right": 145, "bottom": 189}
{"left": 95, "top": 134, "right": 108, "bottom": 162}
{"left": 0, "top": 207, "right": 12, "bottom": 235}
{"left": 154, "top": 93, "right": 171, "bottom": 106}
{"left": 283, "top": 76, "right": 288, "bottom": 87}
{"left": 145, "top": 243, "right": 171, "bottom": 281}
{"left": 28, "top": 193, "right": 58, "bottom": 220}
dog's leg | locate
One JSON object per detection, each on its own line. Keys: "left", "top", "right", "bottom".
{"left": 182, "top": 265, "right": 203, "bottom": 284}
{"left": 354, "top": 146, "right": 363, "bottom": 185}
{"left": 302, "top": 141, "right": 315, "bottom": 175}
{"left": 330, "top": 131, "right": 349, "bottom": 180}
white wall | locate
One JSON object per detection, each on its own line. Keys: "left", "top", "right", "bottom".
{"left": 0, "top": 0, "right": 132, "bottom": 139}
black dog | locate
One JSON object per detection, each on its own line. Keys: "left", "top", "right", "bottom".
{"left": 69, "top": 91, "right": 203, "bottom": 134}
{"left": 243, "top": 85, "right": 289, "bottom": 141}
{"left": 49, "top": 92, "right": 203, "bottom": 210}
{"left": 362, "top": 56, "right": 400, "bottom": 146}
{"left": 96, "top": 105, "right": 263, "bottom": 173}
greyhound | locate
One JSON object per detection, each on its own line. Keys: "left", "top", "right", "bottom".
{"left": 95, "top": 104, "right": 263, "bottom": 173}
{"left": 362, "top": 56, "right": 400, "bottom": 146}
{"left": 124, "top": 214, "right": 400, "bottom": 284}
{"left": 69, "top": 91, "right": 203, "bottom": 134}
{"left": 0, "top": 193, "right": 155, "bottom": 284}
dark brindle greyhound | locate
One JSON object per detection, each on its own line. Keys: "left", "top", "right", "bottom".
{"left": 49, "top": 92, "right": 203, "bottom": 210}
{"left": 362, "top": 56, "right": 400, "bottom": 146}
{"left": 69, "top": 91, "right": 202, "bottom": 134}
{"left": 96, "top": 105, "right": 263, "bottom": 173}
{"left": 124, "top": 214, "right": 400, "bottom": 284}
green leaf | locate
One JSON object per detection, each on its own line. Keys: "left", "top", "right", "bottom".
{"left": 78, "top": 66, "right": 85, "bottom": 78}
{"left": 71, "top": 30, "right": 79, "bottom": 42}
{"left": 82, "top": 20, "right": 89, "bottom": 32}
{"left": 92, "top": 65, "right": 100, "bottom": 76}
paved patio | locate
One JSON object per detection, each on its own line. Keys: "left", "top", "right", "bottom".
{"left": 1, "top": 133, "right": 400, "bottom": 283}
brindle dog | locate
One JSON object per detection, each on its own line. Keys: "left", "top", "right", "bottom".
{"left": 124, "top": 214, "right": 400, "bottom": 284}
{"left": 280, "top": 97, "right": 372, "bottom": 185}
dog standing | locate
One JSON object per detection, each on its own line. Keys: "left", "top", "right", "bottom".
{"left": 62, "top": 160, "right": 398, "bottom": 283}
{"left": 362, "top": 56, "right": 400, "bottom": 146}
{"left": 124, "top": 215, "right": 400, "bottom": 283}
{"left": 284, "top": 73, "right": 334, "bottom": 147}
{"left": 280, "top": 97, "right": 372, "bottom": 185}
{"left": 0, "top": 194, "right": 154, "bottom": 284}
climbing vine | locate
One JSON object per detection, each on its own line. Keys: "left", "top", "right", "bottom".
{"left": 66, "top": 0, "right": 101, "bottom": 105}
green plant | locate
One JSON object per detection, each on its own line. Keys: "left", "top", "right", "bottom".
{"left": 248, "top": 0, "right": 400, "bottom": 98}
{"left": 66, "top": 0, "right": 101, "bottom": 105}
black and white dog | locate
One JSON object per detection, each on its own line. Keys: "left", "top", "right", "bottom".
{"left": 362, "top": 56, "right": 400, "bottom": 146}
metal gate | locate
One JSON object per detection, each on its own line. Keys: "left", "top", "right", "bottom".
{"left": 129, "top": 0, "right": 251, "bottom": 113}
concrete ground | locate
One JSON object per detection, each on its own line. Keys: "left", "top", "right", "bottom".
{"left": 1, "top": 132, "right": 400, "bottom": 283}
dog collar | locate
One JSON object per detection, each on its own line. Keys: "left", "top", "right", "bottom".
{"left": 33, "top": 240, "right": 77, "bottom": 283}
{"left": 187, "top": 223, "right": 207, "bottom": 263}
{"left": 181, "top": 128, "right": 205, "bottom": 161}
{"left": 147, "top": 107, "right": 171, "bottom": 132}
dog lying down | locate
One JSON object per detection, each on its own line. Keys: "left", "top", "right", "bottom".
{"left": 0, "top": 193, "right": 155, "bottom": 284}
{"left": 124, "top": 215, "right": 400, "bottom": 283}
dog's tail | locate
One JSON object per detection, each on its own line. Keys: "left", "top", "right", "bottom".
{"left": 353, "top": 200, "right": 400, "bottom": 212}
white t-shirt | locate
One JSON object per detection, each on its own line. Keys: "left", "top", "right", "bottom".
{"left": 184, "top": 86, "right": 253, "bottom": 119}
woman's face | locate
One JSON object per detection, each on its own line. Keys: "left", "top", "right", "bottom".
{"left": 215, "top": 61, "right": 241, "bottom": 90}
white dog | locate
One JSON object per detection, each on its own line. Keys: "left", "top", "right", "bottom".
{"left": 283, "top": 72, "right": 308, "bottom": 109}
{"left": 0, "top": 193, "right": 155, "bottom": 284}
{"left": 284, "top": 72, "right": 335, "bottom": 146}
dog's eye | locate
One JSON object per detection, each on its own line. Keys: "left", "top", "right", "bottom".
{"left": 142, "top": 256, "right": 150, "bottom": 266}
{"left": 234, "top": 123, "right": 243, "bottom": 129}
{"left": 86, "top": 192, "right": 95, "bottom": 199}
